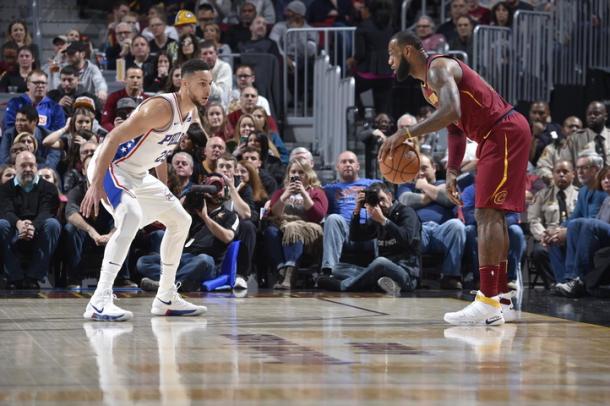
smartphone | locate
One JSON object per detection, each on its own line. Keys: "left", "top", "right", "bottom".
{"left": 290, "top": 176, "right": 300, "bottom": 183}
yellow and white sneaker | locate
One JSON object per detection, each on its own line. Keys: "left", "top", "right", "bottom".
{"left": 496, "top": 290, "right": 518, "bottom": 322}
{"left": 444, "top": 291, "right": 504, "bottom": 326}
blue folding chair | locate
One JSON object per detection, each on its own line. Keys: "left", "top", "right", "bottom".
{"left": 202, "top": 240, "right": 240, "bottom": 291}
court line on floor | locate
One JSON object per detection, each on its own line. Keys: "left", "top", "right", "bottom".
{"left": 317, "top": 297, "right": 390, "bottom": 316}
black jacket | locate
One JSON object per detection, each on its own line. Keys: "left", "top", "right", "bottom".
{"left": 0, "top": 178, "right": 59, "bottom": 229}
{"left": 354, "top": 19, "right": 394, "bottom": 76}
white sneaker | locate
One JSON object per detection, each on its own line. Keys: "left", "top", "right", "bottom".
{"left": 377, "top": 276, "right": 401, "bottom": 296}
{"left": 444, "top": 291, "right": 504, "bottom": 326}
{"left": 496, "top": 290, "right": 518, "bottom": 322}
{"left": 233, "top": 276, "right": 248, "bottom": 290}
{"left": 83, "top": 288, "right": 133, "bottom": 322}
{"left": 151, "top": 284, "right": 207, "bottom": 317}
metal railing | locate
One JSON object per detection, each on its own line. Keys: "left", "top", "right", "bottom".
{"left": 511, "top": 11, "right": 553, "bottom": 103}
{"left": 552, "top": 0, "right": 610, "bottom": 85}
{"left": 282, "top": 26, "right": 355, "bottom": 119}
{"left": 313, "top": 52, "right": 355, "bottom": 166}
{"left": 472, "top": 25, "right": 512, "bottom": 100}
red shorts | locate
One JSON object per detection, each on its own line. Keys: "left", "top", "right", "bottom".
{"left": 475, "top": 111, "right": 531, "bottom": 212}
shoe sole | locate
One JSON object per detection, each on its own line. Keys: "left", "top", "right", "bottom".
{"left": 377, "top": 277, "right": 401, "bottom": 296}
{"left": 151, "top": 307, "right": 207, "bottom": 316}
{"left": 83, "top": 310, "right": 133, "bottom": 322}
{"left": 443, "top": 314, "right": 505, "bottom": 326}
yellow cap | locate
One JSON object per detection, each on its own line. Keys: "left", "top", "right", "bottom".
{"left": 175, "top": 10, "right": 197, "bottom": 26}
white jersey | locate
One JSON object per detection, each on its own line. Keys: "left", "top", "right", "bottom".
{"left": 110, "top": 93, "right": 193, "bottom": 177}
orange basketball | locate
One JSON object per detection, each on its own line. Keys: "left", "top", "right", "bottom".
{"left": 379, "top": 142, "right": 420, "bottom": 184}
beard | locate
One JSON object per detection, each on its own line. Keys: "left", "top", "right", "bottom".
{"left": 396, "top": 56, "right": 411, "bottom": 82}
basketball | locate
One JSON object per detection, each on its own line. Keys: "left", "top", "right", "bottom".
{"left": 378, "top": 142, "right": 420, "bottom": 184}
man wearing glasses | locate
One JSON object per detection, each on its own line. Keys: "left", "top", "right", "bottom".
{"left": 105, "top": 22, "right": 136, "bottom": 70}
{"left": 3, "top": 70, "right": 66, "bottom": 132}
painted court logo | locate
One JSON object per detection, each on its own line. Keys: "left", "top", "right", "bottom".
{"left": 493, "top": 190, "right": 508, "bottom": 205}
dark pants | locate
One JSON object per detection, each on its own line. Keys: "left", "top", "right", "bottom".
{"left": 0, "top": 218, "right": 61, "bottom": 282}
{"left": 137, "top": 252, "right": 217, "bottom": 292}
{"left": 333, "top": 257, "right": 416, "bottom": 292}
{"left": 355, "top": 76, "right": 394, "bottom": 116}
{"left": 531, "top": 241, "right": 555, "bottom": 286}
{"left": 264, "top": 225, "right": 304, "bottom": 270}
{"left": 565, "top": 218, "right": 610, "bottom": 280}
{"left": 61, "top": 223, "right": 130, "bottom": 282}
{"left": 237, "top": 220, "right": 256, "bottom": 277}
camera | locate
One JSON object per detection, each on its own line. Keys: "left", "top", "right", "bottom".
{"left": 290, "top": 175, "right": 300, "bottom": 183}
{"left": 364, "top": 189, "right": 380, "bottom": 206}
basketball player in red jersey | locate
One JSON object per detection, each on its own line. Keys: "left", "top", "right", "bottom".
{"left": 379, "top": 31, "right": 531, "bottom": 325}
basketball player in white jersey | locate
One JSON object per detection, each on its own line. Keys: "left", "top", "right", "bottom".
{"left": 80, "top": 59, "right": 211, "bottom": 321}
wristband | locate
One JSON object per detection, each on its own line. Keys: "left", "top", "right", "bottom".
{"left": 403, "top": 127, "right": 412, "bottom": 141}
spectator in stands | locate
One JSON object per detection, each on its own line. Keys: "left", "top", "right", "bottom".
{"left": 398, "top": 153, "right": 466, "bottom": 289}
{"left": 147, "top": 15, "right": 177, "bottom": 58}
{"left": 240, "top": 0, "right": 276, "bottom": 24}
{"left": 237, "top": 16, "right": 280, "bottom": 58}
{"left": 462, "top": 181, "right": 526, "bottom": 289}
{"left": 47, "top": 65, "right": 101, "bottom": 118}
{"left": 245, "top": 132, "right": 284, "bottom": 181}
{"left": 449, "top": 15, "right": 475, "bottom": 64}
{"left": 0, "top": 164, "right": 16, "bottom": 184}
{"left": 466, "top": 0, "right": 491, "bottom": 24}
{"left": 3, "top": 20, "right": 40, "bottom": 63}
{"left": 251, "top": 106, "right": 288, "bottom": 164}
{"left": 0, "top": 45, "right": 37, "bottom": 93}
{"left": 321, "top": 151, "right": 380, "bottom": 274}
{"left": 490, "top": 1, "right": 514, "bottom": 27}
{"left": 125, "top": 35, "right": 155, "bottom": 79}
{"left": 106, "top": 0, "right": 130, "bottom": 39}
{"left": 225, "top": 1, "right": 258, "bottom": 51}
{"left": 230, "top": 113, "right": 257, "bottom": 152}
{"left": 139, "top": 173, "right": 240, "bottom": 292}
{"left": 547, "top": 151, "right": 607, "bottom": 283}
{"left": 437, "top": 0, "right": 468, "bottom": 43}
{"left": 105, "top": 22, "right": 136, "bottom": 71}
{"left": 203, "top": 23, "right": 233, "bottom": 62}
{"left": 172, "top": 152, "right": 195, "bottom": 198}
{"left": 289, "top": 146, "right": 315, "bottom": 168}
{"left": 228, "top": 86, "right": 279, "bottom": 134}
{"left": 200, "top": 136, "right": 227, "bottom": 180}
{"left": 196, "top": 4, "right": 220, "bottom": 38}
{"left": 554, "top": 167, "right": 610, "bottom": 297}
{"left": 528, "top": 160, "right": 578, "bottom": 288}
{"left": 0, "top": 42, "right": 19, "bottom": 77}
{"left": 200, "top": 41, "right": 233, "bottom": 107}
{"left": 120, "top": 11, "right": 141, "bottom": 35}
{"left": 144, "top": 51, "right": 172, "bottom": 93}
{"left": 307, "top": 0, "right": 354, "bottom": 25}
{"left": 42, "top": 35, "right": 68, "bottom": 89}
{"left": 0, "top": 151, "right": 61, "bottom": 289}
{"left": 536, "top": 116, "right": 584, "bottom": 184}
{"left": 65, "top": 41, "right": 108, "bottom": 103}
{"left": 348, "top": 0, "right": 394, "bottom": 119}
{"left": 318, "top": 182, "right": 421, "bottom": 294}
{"left": 229, "top": 65, "right": 272, "bottom": 114}
{"left": 203, "top": 102, "right": 234, "bottom": 141}
{"left": 165, "top": 65, "right": 182, "bottom": 92}
{"left": 101, "top": 66, "right": 147, "bottom": 131}
{"left": 578, "top": 101, "right": 610, "bottom": 166}
{"left": 61, "top": 155, "right": 135, "bottom": 288}
{"left": 63, "top": 138, "right": 98, "bottom": 193}
{"left": 3, "top": 71, "right": 66, "bottom": 133}
{"left": 176, "top": 33, "right": 200, "bottom": 65}
{"left": 174, "top": 10, "right": 198, "bottom": 37}
{"left": 265, "top": 157, "right": 328, "bottom": 289}
{"left": 528, "top": 100, "right": 563, "bottom": 165}
{"left": 238, "top": 160, "right": 269, "bottom": 211}
{"left": 506, "top": 0, "right": 534, "bottom": 12}
{"left": 242, "top": 146, "right": 278, "bottom": 195}
{"left": 142, "top": 5, "right": 179, "bottom": 42}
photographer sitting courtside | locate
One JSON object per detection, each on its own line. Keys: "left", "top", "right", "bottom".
{"left": 317, "top": 182, "right": 421, "bottom": 294}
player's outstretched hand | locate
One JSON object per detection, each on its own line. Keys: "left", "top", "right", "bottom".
{"left": 80, "top": 183, "right": 108, "bottom": 218}
{"left": 445, "top": 170, "right": 464, "bottom": 207}
{"left": 378, "top": 130, "right": 406, "bottom": 164}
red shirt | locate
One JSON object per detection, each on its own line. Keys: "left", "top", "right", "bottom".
{"left": 421, "top": 55, "right": 513, "bottom": 171}
{"left": 101, "top": 88, "right": 149, "bottom": 131}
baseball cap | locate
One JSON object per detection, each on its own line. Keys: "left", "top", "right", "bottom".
{"left": 117, "top": 97, "right": 137, "bottom": 111}
{"left": 52, "top": 35, "right": 68, "bottom": 45}
{"left": 286, "top": 1, "right": 306, "bottom": 17}
{"left": 64, "top": 41, "right": 86, "bottom": 54}
{"left": 175, "top": 10, "right": 197, "bottom": 26}
{"left": 73, "top": 96, "right": 96, "bottom": 112}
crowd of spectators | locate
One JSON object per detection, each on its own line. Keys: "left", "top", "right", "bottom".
{"left": 0, "top": 0, "right": 608, "bottom": 300}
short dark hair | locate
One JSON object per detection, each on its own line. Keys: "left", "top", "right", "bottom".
{"left": 368, "top": 181, "right": 391, "bottom": 195}
{"left": 199, "top": 39, "right": 216, "bottom": 50}
{"left": 1, "top": 42, "right": 18, "bottom": 52}
{"left": 218, "top": 153, "right": 237, "bottom": 165}
{"left": 26, "top": 69, "right": 47, "bottom": 81}
{"left": 113, "top": 0, "right": 129, "bottom": 10}
{"left": 181, "top": 59, "right": 211, "bottom": 76}
{"left": 242, "top": 146, "right": 261, "bottom": 158}
{"left": 235, "top": 64, "right": 255, "bottom": 74}
{"left": 17, "top": 104, "right": 39, "bottom": 122}
{"left": 60, "top": 65, "right": 77, "bottom": 76}
{"left": 392, "top": 30, "right": 424, "bottom": 51}
{"left": 198, "top": 3, "right": 215, "bottom": 13}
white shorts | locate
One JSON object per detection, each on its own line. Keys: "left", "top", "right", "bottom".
{"left": 88, "top": 159, "right": 182, "bottom": 228}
